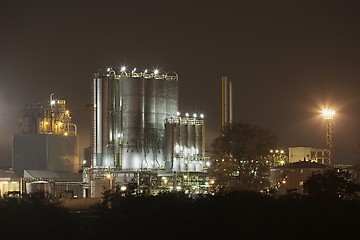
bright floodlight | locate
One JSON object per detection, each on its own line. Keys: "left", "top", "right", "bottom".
{"left": 120, "top": 66, "right": 126, "bottom": 72}
{"left": 154, "top": 69, "right": 159, "bottom": 75}
{"left": 322, "top": 108, "right": 335, "bottom": 119}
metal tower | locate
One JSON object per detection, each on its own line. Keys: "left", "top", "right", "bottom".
{"left": 322, "top": 108, "right": 335, "bottom": 165}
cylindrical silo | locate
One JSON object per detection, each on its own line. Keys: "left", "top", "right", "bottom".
{"left": 188, "top": 122, "right": 196, "bottom": 157}
{"left": 164, "top": 120, "right": 175, "bottom": 171}
{"left": 121, "top": 76, "right": 145, "bottom": 170}
{"left": 93, "top": 74, "right": 115, "bottom": 167}
{"left": 112, "top": 77, "right": 122, "bottom": 167}
{"left": 105, "top": 76, "right": 122, "bottom": 167}
{"left": 166, "top": 72, "right": 179, "bottom": 116}
{"left": 195, "top": 121, "right": 204, "bottom": 160}
{"left": 93, "top": 76, "right": 104, "bottom": 166}
{"left": 144, "top": 77, "right": 157, "bottom": 169}
{"left": 154, "top": 77, "right": 167, "bottom": 167}
{"left": 92, "top": 68, "right": 179, "bottom": 172}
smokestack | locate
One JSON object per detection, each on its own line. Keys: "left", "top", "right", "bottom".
{"left": 221, "top": 76, "right": 232, "bottom": 132}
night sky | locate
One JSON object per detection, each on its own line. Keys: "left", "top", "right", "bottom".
{"left": 1, "top": 0, "right": 360, "bottom": 167}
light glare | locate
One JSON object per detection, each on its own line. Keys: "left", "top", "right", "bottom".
{"left": 322, "top": 108, "right": 335, "bottom": 119}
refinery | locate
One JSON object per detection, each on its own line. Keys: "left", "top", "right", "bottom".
{"left": 6, "top": 66, "right": 210, "bottom": 199}
{"left": 83, "top": 66, "right": 209, "bottom": 197}
{"left": 4, "top": 65, "right": 336, "bottom": 201}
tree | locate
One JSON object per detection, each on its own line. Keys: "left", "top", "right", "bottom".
{"left": 209, "top": 121, "right": 278, "bottom": 192}
{"left": 303, "top": 168, "right": 360, "bottom": 200}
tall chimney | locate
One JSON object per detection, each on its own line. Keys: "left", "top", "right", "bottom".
{"left": 221, "top": 76, "right": 232, "bottom": 133}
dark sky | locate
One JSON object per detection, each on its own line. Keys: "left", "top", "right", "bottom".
{"left": 1, "top": 0, "right": 360, "bottom": 167}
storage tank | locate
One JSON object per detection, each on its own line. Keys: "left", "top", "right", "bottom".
{"left": 93, "top": 75, "right": 114, "bottom": 167}
{"left": 92, "top": 68, "right": 179, "bottom": 171}
{"left": 164, "top": 115, "right": 205, "bottom": 173}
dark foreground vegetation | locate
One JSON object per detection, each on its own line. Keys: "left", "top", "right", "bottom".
{"left": 0, "top": 191, "right": 359, "bottom": 239}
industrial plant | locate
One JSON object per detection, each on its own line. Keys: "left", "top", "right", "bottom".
{"left": 3, "top": 66, "right": 210, "bottom": 199}
{"left": 82, "top": 67, "right": 209, "bottom": 198}
{"left": 10, "top": 94, "right": 81, "bottom": 198}
{"left": 3, "top": 68, "right": 338, "bottom": 200}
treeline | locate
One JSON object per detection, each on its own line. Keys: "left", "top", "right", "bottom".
{"left": 1, "top": 190, "right": 359, "bottom": 239}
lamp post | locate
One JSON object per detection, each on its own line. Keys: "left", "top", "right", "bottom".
{"left": 107, "top": 167, "right": 113, "bottom": 191}
{"left": 321, "top": 108, "right": 335, "bottom": 165}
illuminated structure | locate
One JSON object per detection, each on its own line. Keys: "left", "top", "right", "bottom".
{"left": 12, "top": 94, "right": 79, "bottom": 177}
{"left": 83, "top": 67, "right": 208, "bottom": 197}
{"left": 164, "top": 113, "right": 205, "bottom": 172}
{"left": 321, "top": 108, "right": 335, "bottom": 165}
{"left": 0, "top": 169, "right": 21, "bottom": 198}
{"left": 270, "top": 160, "right": 329, "bottom": 195}
{"left": 288, "top": 147, "right": 330, "bottom": 165}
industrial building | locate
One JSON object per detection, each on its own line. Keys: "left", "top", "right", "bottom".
{"left": 288, "top": 146, "right": 330, "bottom": 165}
{"left": 23, "top": 170, "right": 82, "bottom": 198}
{"left": 12, "top": 94, "right": 81, "bottom": 196}
{"left": 82, "top": 67, "right": 209, "bottom": 198}
{"left": 0, "top": 169, "right": 21, "bottom": 198}
{"left": 270, "top": 160, "right": 329, "bottom": 195}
